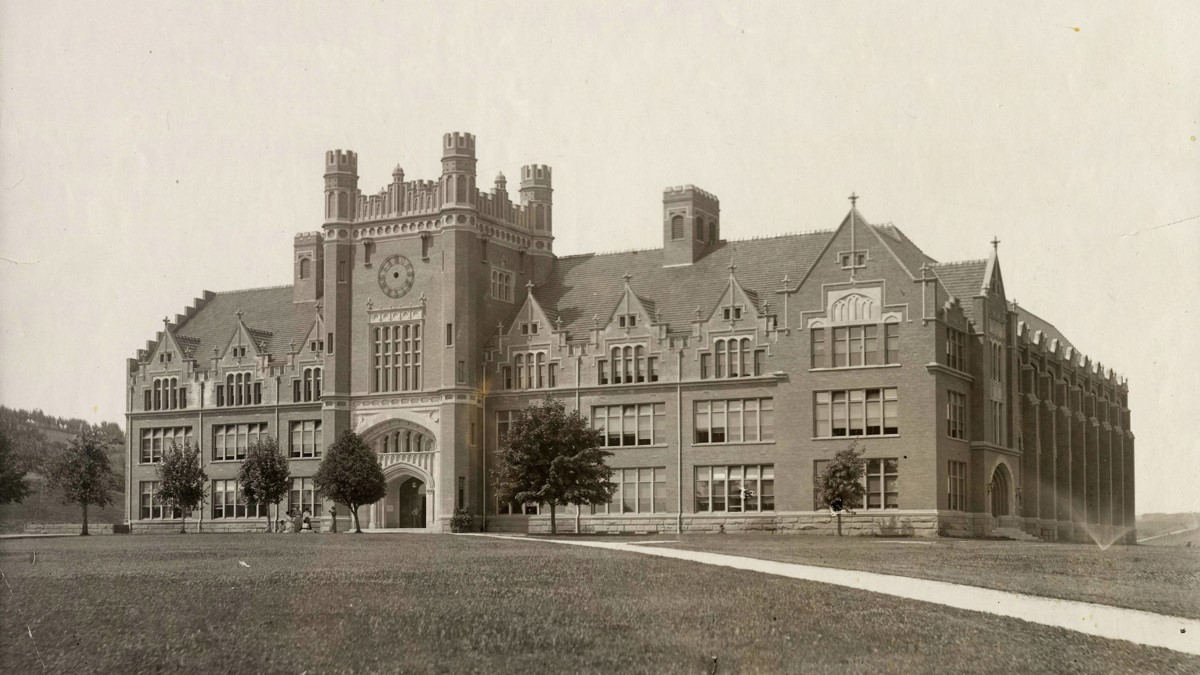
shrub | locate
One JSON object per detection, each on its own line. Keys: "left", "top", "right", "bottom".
{"left": 449, "top": 508, "right": 474, "bottom": 533}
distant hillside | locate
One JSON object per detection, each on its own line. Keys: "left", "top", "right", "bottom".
{"left": 0, "top": 406, "right": 125, "bottom": 532}
{"left": 1137, "top": 512, "right": 1200, "bottom": 544}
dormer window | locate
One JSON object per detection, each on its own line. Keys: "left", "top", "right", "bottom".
{"left": 722, "top": 307, "right": 743, "bottom": 321}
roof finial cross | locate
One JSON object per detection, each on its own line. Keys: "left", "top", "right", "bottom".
{"left": 727, "top": 261, "right": 737, "bottom": 275}
{"left": 991, "top": 236, "right": 1001, "bottom": 252}
{"left": 236, "top": 309, "right": 243, "bottom": 321}
{"left": 526, "top": 280, "right": 535, "bottom": 291}
{"left": 621, "top": 271, "right": 633, "bottom": 284}
{"left": 849, "top": 192, "right": 859, "bottom": 208}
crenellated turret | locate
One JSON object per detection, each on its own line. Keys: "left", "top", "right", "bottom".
{"left": 324, "top": 150, "right": 359, "bottom": 224}
{"left": 441, "top": 132, "right": 477, "bottom": 209}
{"left": 663, "top": 184, "right": 719, "bottom": 266}
{"left": 520, "top": 164, "right": 553, "bottom": 254}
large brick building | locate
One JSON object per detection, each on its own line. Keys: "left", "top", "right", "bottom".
{"left": 126, "top": 132, "right": 1134, "bottom": 541}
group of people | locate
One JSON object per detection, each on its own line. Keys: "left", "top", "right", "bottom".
{"left": 276, "top": 508, "right": 313, "bottom": 534}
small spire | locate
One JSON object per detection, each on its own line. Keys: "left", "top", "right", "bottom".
{"left": 849, "top": 192, "right": 859, "bottom": 208}
{"left": 991, "top": 236, "right": 1001, "bottom": 252}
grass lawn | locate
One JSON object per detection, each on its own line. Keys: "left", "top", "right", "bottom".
{"left": 2, "top": 535, "right": 1198, "bottom": 673}
{"left": 611, "top": 534, "right": 1200, "bottom": 620}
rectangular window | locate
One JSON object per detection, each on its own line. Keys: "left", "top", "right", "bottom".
{"left": 864, "top": 458, "right": 900, "bottom": 509}
{"left": 700, "top": 353, "right": 711, "bottom": 379}
{"left": 593, "top": 403, "right": 666, "bottom": 447}
{"left": 139, "top": 481, "right": 181, "bottom": 519}
{"left": 947, "top": 391, "right": 966, "bottom": 440}
{"left": 884, "top": 323, "right": 900, "bottom": 364}
{"left": 215, "top": 385, "right": 224, "bottom": 407}
{"left": 288, "top": 477, "right": 322, "bottom": 517}
{"left": 211, "top": 422, "right": 268, "bottom": 461}
{"left": 337, "top": 260, "right": 347, "bottom": 283}
{"left": 694, "top": 465, "right": 774, "bottom": 512}
{"left": 693, "top": 398, "right": 773, "bottom": 444}
{"left": 947, "top": 460, "right": 967, "bottom": 511}
{"left": 289, "top": 420, "right": 323, "bottom": 458}
{"left": 946, "top": 328, "right": 966, "bottom": 371}
{"left": 814, "top": 388, "right": 898, "bottom": 438}
{"left": 501, "top": 366, "right": 513, "bottom": 390}
{"left": 372, "top": 323, "right": 422, "bottom": 392}
{"left": 597, "top": 360, "right": 608, "bottom": 385}
{"left": 458, "top": 476, "right": 465, "bottom": 510}
{"left": 496, "top": 410, "right": 517, "bottom": 447}
{"left": 212, "top": 479, "right": 268, "bottom": 519}
{"left": 457, "top": 360, "right": 466, "bottom": 384}
{"left": 445, "top": 323, "right": 454, "bottom": 346}
{"left": 140, "top": 427, "right": 193, "bottom": 463}
{"left": 591, "top": 467, "right": 667, "bottom": 514}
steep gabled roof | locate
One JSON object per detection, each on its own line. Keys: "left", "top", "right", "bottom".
{"left": 1016, "top": 306, "right": 1080, "bottom": 358}
{"left": 872, "top": 224, "right": 939, "bottom": 278}
{"left": 930, "top": 260, "right": 988, "bottom": 322}
{"left": 173, "top": 285, "right": 308, "bottom": 363}
{"left": 541, "top": 231, "right": 831, "bottom": 336}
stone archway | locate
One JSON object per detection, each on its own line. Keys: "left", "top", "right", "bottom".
{"left": 989, "top": 462, "right": 1014, "bottom": 518}
{"left": 359, "top": 417, "right": 438, "bottom": 530}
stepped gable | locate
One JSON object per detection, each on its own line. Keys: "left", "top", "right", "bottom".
{"left": 542, "top": 231, "right": 831, "bottom": 337}
{"left": 930, "top": 259, "right": 988, "bottom": 322}
{"left": 173, "top": 285, "right": 305, "bottom": 363}
{"left": 1015, "top": 305, "right": 1080, "bottom": 358}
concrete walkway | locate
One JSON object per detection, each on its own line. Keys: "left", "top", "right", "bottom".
{"left": 468, "top": 534, "right": 1200, "bottom": 656}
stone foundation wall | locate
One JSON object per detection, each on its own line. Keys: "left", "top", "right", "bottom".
{"left": 24, "top": 523, "right": 116, "bottom": 535}
{"left": 485, "top": 511, "right": 945, "bottom": 537}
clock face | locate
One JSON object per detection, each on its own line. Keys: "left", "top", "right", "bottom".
{"left": 377, "top": 255, "right": 415, "bottom": 299}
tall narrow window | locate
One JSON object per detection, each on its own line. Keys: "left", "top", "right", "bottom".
{"left": 671, "top": 214, "right": 684, "bottom": 239}
{"left": 446, "top": 323, "right": 454, "bottom": 346}
{"left": 372, "top": 323, "right": 421, "bottom": 392}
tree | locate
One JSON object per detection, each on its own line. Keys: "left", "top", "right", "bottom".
{"left": 0, "top": 428, "right": 32, "bottom": 504}
{"left": 45, "top": 429, "right": 118, "bottom": 535}
{"left": 155, "top": 440, "right": 207, "bottom": 533}
{"left": 239, "top": 436, "right": 291, "bottom": 532}
{"left": 313, "top": 430, "right": 385, "bottom": 533}
{"left": 817, "top": 441, "right": 867, "bottom": 536}
{"left": 493, "top": 399, "right": 616, "bottom": 535}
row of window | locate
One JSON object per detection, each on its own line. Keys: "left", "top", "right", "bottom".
{"left": 292, "top": 367, "right": 322, "bottom": 402}
{"left": 217, "top": 372, "right": 260, "bottom": 407}
{"left": 501, "top": 352, "right": 559, "bottom": 390}
{"left": 700, "top": 338, "right": 766, "bottom": 379}
{"left": 811, "top": 324, "right": 900, "bottom": 369}
{"left": 139, "top": 478, "right": 320, "bottom": 520}
{"left": 813, "top": 388, "right": 899, "bottom": 438}
{"left": 146, "top": 378, "right": 187, "bottom": 411}
{"left": 812, "top": 458, "right": 900, "bottom": 510}
{"left": 140, "top": 422, "right": 323, "bottom": 463}
{"left": 372, "top": 323, "right": 422, "bottom": 393}
{"left": 598, "top": 346, "right": 660, "bottom": 385}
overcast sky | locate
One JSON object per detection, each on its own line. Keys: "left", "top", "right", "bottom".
{"left": 1, "top": 2, "right": 1196, "bottom": 514}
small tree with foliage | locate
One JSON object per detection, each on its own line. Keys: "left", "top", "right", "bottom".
{"left": 239, "top": 436, "right": 291, "bottom": 532}
{"left": 45, "top": 429, "right": 118, "bottom": 535}
{"left": 314, "top": 430, "right": 385, "bottom": 533}
{"left": 493, "top": 399, "right": 616, "bottom": 535}
{"left": 0, "top": 428, "right": 32, "bottom": 504}
{"left": 156, "top": 440, "right": 208, "bottom": 533}
{"left": 817, "top": 441, "right": 867, "bottom": 536}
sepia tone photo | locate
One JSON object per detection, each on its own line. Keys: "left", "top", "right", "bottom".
{"left": 1, "top": 2, "right": 1197, "bottom": 672}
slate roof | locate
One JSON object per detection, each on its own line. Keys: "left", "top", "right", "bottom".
{"left": 872, "top": 224, "right": 939, "bottom": 278}
{"left": 540, "top": 231, "right": 832, "bottom": 337}
{"left": 171, "top": 285, "right": 310, "bottom": 363}
{"left": 930, "top": 260, "right": 988, "bottom": 322}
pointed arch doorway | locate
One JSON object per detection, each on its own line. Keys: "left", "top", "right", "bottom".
{"left": 989, "top": 462, "right": 1013, "bottom": 522}
{"left": 360, "top": 417, "right": 438, "bottom": 531}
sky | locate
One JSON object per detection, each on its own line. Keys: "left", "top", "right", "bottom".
{"left": 1, "top": 2, "right": 1196, "bottom": 514}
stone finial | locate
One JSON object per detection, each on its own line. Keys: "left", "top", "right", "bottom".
{"left": 849, "top": 192, "right": 859, "bottom": 208}
{"left": 694, "top": 306, "right": 703, "bottom": 320}
{"left": 991, "top": 236, "right": 1001, "bottom": 252}
{"left": 236, "top": 309, "right": 243, "bottom": 321}
{"left": 526, "top": 280, "right": 535, "bottom": 291}
{"left": 366, "top": 297, "right": 373, "bottom": 311}
{"left": 555, "top": 316, "right": 563, "bottom": 331}
{"left": 622, "top": 271, "right": 633, "bottom": 284}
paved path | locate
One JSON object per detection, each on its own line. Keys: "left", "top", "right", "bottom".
{"left": 468, "top": 534, "right": 1200, "bottom": 656}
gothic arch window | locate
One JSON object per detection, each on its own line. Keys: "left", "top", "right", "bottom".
{"left": 830, "top": 293, "right": 876, "bottom": 323}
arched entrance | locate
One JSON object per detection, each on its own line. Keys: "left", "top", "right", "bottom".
{"left": 383, "top": 475, "right": 427, "bottom": 528}
{"left": 359, "top": 416, "right": 438, "bottom": 531}
{"left": 990, "top": 462, "right": 1013, "bottom": 518}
